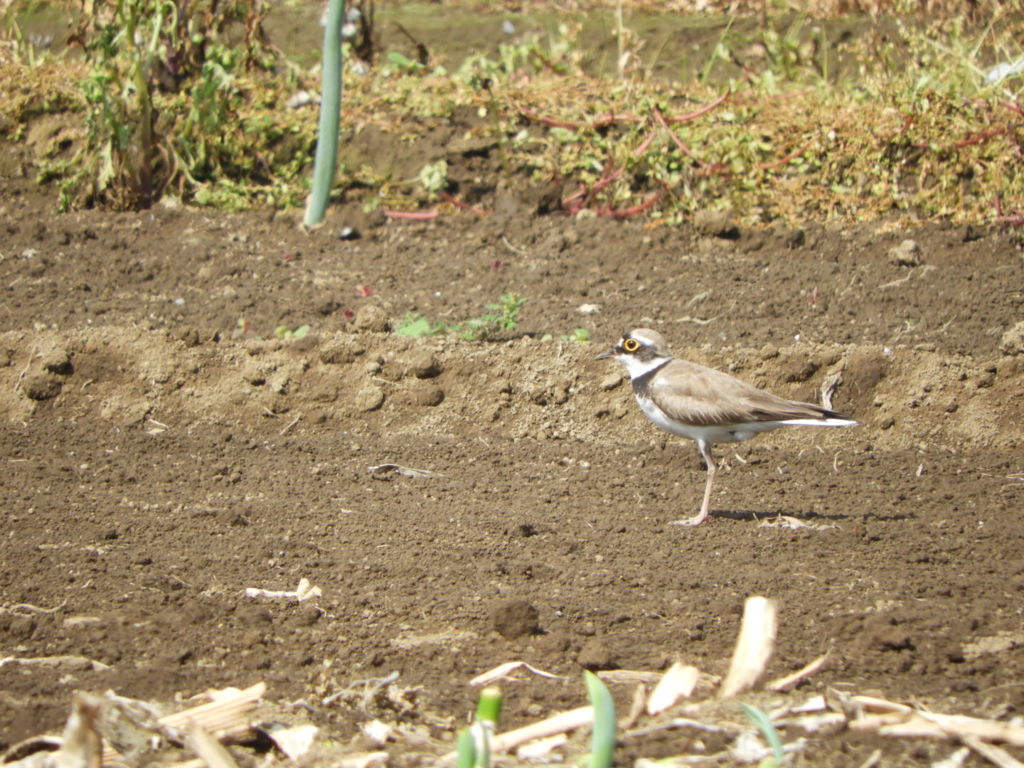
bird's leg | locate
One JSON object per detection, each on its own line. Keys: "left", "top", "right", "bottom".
{"left": 671, "top": 440, "right": 715, "bottom": 526}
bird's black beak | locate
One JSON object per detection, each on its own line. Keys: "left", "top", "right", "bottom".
{"left": 596, "top": 348, "right": 616, "bottom": 360}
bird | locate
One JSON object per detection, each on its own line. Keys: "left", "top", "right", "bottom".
{"left": 597, "top": 328, "right": 857, "bottom": 526}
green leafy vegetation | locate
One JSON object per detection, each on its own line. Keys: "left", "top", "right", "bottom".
{"left": 740, "top": 702, "right": 787, "bottom": 767}
{"left": 396, "top": 293, "right": 525, "bottom": 341}
{"left": 274, "top": 324, "right": 311, "bottom": 340}
{"left": 394, "top": 313, "right": 445, "bottom": 339}
{"left": 0, "top": 1, "right": 1020, "bottom": 222}
{"left": 455, "top": 686, "right": 503, "bottom": 768}
{"left": 584, "top": 670, "right": 617, "bottom": 768}
{"left": 3, "top": 0, "right": 317, "bottom": 210}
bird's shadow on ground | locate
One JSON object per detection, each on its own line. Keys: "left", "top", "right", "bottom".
{"left": 709, "top": 508, "right": 915, "bottom": 523}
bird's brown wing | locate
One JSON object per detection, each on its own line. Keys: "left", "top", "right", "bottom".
{"left": 649, "top": 359, "right": 832, "bottom": 426}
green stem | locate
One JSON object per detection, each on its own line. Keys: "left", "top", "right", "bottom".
{"left": 475, "top": 686, "right": 503, "bottom": 728}
{"left": 455, "top": 727, "right": 476, "bottom": 768}
{"left": 584, "top": 671, "right": 616, "bottom": 768}
{"left": 304, "top": 0, "right": 345, "bottom": 227}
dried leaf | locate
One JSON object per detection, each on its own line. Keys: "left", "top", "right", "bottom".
{"left": 337, "top": 752, "right": 388, "bottom": 768}
{"left": 260, "top": 723, "right": 319, "bottom": 760}
{"left": 768, "top": 651, "right": 830, "bottom": 692}
{"left": 646, "top": 662, "right": 700, "bottom": 715}
{"left": 719, "top": 596, "right": 778, "bottom": 699}
{"left": 468, "top": 661, "right": 563, "bottom": 686}
{"left": 185, "top": 722, "right": 239, "bottom": 768}
{"left": 244, "top": 578, "right": 322, "bottom": 602}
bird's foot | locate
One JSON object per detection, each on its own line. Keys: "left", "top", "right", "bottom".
{"left": 669, "top": 513, "right": 709, "bottom": 527}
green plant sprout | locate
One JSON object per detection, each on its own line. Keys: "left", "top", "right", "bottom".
{"left": 456, "top": 686, "right": 503, "bottom": 768}
{"left": 396, "top": 294, "right": 525, "bottom": 341}
{"left": 387, "top": 50, "right": 425, "bottom": 75}
{"left": 417, "top": 160, "right": 449, "bottom": 199}
{"left": 457, "top": 293, "right": 525, "bottom": 340}
{"left": 740, "top": 702, "right": 786, "bottom": 768}
{"left": 274, "top": 324, "right": 311, "bottom": 340}
{"left": 539, "top": 328, "right": 590, "bottom": 343}
{"left": 394, "top": 313, "right": 445, "bottom": 338}
{"left": 584, "top": 670, "right": 616, "bottom": 768}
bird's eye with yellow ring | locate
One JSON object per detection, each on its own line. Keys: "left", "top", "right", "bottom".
{"left": 622, "top": 338, "right": 640, "bottom": 352}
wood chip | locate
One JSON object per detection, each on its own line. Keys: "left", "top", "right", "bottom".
{"left": 962, "top": 737, "right": 1024, "bottom": 768}
{"left": 768, "top": 651, "right": 830, "bottom": 692}
{"left": 595, "top": 669, "right": 662, "bottom": 685}
{"left": 468, "top": 661, "right": 562, "bottom": 686}
{"left": 647, "top": 662, "right": 700, "bottom": 714}
{"left": 185, "top": 723, "right": 240, "bottom": 768}
{"left": 719, "top": 596, "right": 778, "bottom": 699}
{"left": 849, "top": 711, "right": 1024, "bottom": 747}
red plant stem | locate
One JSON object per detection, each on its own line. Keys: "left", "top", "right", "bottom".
{"left": 995, "top": 196, "right": 1024, "bottom": 227}
{"left": 663, "top": 92, "right": 729, "bottom": 124}
{"left": 759, "top": 137, "right": 816, "bottom": 170}
{"left": 595, "top": 189, "right": 666, "bottom": 219}
{"left": 633, "top": 129, "right": 658, "bottom": 157}
{"left": 519, "top": 108, "right": 582, "bottom": 129}
{"left": 439, "top": 191, "right": 489, "bottom": 217}
{"left": 523, "top": 98, "right": 725, "bottom": 133}
{"left": 954, "top": 127, "right": 1006, "bottom": 148}
{"left": 561, "top": 166, "right": 624, "bottom": 211}
{"left": 383, "top": 210, "right": 439, "bottom": 220}
{"left": 562, "top": 187, "right": 587, "bottom": 206}
{"left": 520, "top": 108, "right": 644, "bottom": 131}
{"left": 696, "top": 162, "right": 731, "bottom": 177}
{"left": 653, "top": 105, "right": 707, "bottom": 167}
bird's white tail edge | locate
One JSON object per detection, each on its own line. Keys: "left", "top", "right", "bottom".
{"left": 782, "top": 417, "right": 858, "bottom": 428}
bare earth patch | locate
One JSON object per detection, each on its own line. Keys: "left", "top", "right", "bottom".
{"left": 1, "top": 147, "right": 1023, "bottom": 764}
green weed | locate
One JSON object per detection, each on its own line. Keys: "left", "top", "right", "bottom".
{"left": 584, "top": 670, "right": 616, "bottom": 768}
{"left": 30, "top": 0, "right": 315, "bottom": 210}
{"left": 4, "top": 2, "right": 1021, "bottom": 222}
{"left": 740, "top": 702, "right": 786, "bottom": 767}
{"left": 274, "top": 324, "right": 311, "bottom": 340}
{"left": 455, "top": 686, "right": 502, "bottom": 768}
{"left": 396, "top": 294, "right": 525, "bottom": 341}
{"left": 394, "top": 313, "right": 446, "bottom": 338}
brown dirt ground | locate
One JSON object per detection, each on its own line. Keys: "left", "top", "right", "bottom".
{"left": 2, "top": 21, "right": 1024, "bottom": 764}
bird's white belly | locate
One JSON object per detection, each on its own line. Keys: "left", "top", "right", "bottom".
{"left": 636, "top": 395, "right": 752, "bottom": 444}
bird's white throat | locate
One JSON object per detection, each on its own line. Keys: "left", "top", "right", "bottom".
{"left": 617, "top": 354, "right": 671, "bottom": 380}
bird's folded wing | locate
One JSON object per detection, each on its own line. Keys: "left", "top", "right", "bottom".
{"left": 650, "top": 361, "right": 829, "bottom": 426}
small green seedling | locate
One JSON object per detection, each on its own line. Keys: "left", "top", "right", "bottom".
{"left": 388, "top": 50, "right": 426, "bottom": 74}
{"left": 458, "top": 293, "right": 525, "bottom": 340}
{"left": 740, "top": 702, "right": 786, "bottom": 768}
{"left": 584, "top": 671, "right": 616, "bottom": 768}
{"left": 394, "top": 313, "right": 445, "bottom": 338}
{"left": 274, "top": 324, "right": 311, "bottom": 340}
{"left": 562, "top": 328, "right": 590, "bottom": 344}
{"left": 396, "top": 294, "right": 525, "bottom": 341}
{"left": 456, "top": 686, "right": 503, "bottom": 768}
{"left": 417, "top": 159, "right": 448, "bottom": 198}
